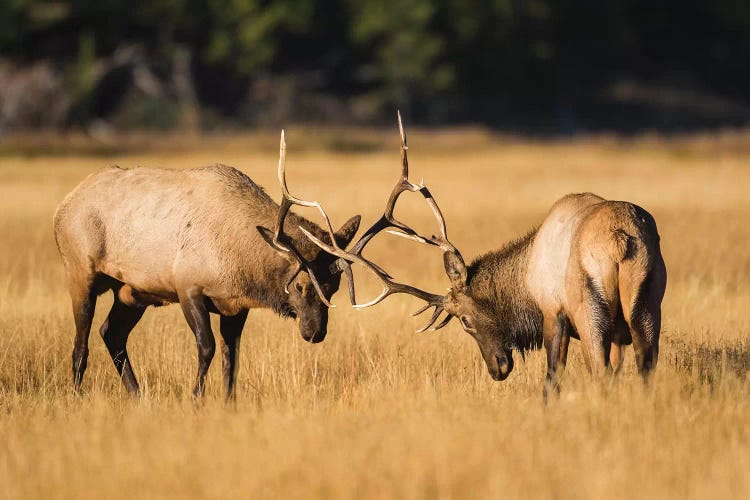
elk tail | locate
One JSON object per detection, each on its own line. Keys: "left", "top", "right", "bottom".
{"left": 610, "top": 228, "right": 633, "bottom": 263}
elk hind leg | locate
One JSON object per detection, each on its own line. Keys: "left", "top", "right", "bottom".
{"left": 69, "top": 274, "right": 98, "bottom": 393}
{"left": 609, "top": 312, "right": 631, "bottom": 374}
{"left": 179, "top": 287, "right": 215, "bottom": 398}
{"left": 99, "top": 294, "right": 146, "bottom": 395}
{"left": 573, "top": 275, "right": 615, "bottom": 378}
{"left": 609, "top": 343, "right": 624, "bottom": 373}
{"left": 629, "top": 269, "right": 665, "bottom": 379}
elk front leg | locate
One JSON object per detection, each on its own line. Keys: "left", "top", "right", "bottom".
{"left": 543, "top": 312, "right": 571, "bottom": 403}
{"left": 219, "top": 310, "right": 247, "bottom": 403}
{"left": 178, "top": 287, "right": 215, "bottom": 397}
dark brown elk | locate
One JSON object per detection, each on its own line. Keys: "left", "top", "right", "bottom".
{"left": 54, "top": 132, "right": 360, "bottom": 399}
{"left": 298, "top": 113, "right": 667, "bottom": 400}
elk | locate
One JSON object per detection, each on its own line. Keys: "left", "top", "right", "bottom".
{"left": 54, "top": 133, "right": 361, "bottom": 400}
{"left": 296, "top": 112, "right": 667, "bottom": 400}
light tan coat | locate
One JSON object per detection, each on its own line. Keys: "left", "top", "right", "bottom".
{"left": 443, "top": 193, "right": 666, "bottom": 398}
{"left": 54, "top": 164, "right": 360, "bottom": 398}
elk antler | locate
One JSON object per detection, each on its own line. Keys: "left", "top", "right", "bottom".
{"left": 298, "top": 111, "right": 464, "bottom": 332}
{"left": 269, "top": 130, "right": 337, "bottom": 307}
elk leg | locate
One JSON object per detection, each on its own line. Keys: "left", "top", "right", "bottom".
{"left": 609, "top": 313, "right": 630, "bottom": 374}
{"left": 629, "top": 290, "right": 663, "bottom": 380}
{"left": 99, "top": 298, "right": 146, "bottom": 395}
{"left": 70, "top": 277, "right": 97, "bottom": 393}
{"left": 178, "top": 288, "right": 216, "bottom": 397}
{"left": 581, "top": 272, "right": 620, "bottom": 378}
{"left": 558, "top": 330, "right": 570, "bottom": 377}
{"left": 543, "top": 312, "right": 571, "bottom": 403}
{"left": 219, "top": 310, "right": 248, "bottom": 403}
{"left": 572, "top": 303, "right": 610, "bottom": 378}
{"left": 623, "top": 258, "right": 666, "bottom": 381}
{"left": 609, "top": 343, "right": 625, "bottom": 374}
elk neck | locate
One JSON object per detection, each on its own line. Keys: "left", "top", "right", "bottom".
{"left": 465, "top": 229, "right": 544, "bottom": 353}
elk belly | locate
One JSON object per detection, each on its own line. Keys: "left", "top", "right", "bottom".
{"left": 117, "top": 285, "right": 173, "bottom": 307}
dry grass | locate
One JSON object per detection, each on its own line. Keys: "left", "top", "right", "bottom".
{"left": 0, "top": 132, "right": 749, "bottom": 499}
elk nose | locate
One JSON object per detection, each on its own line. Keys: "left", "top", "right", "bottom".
{"left": 304, "top": 326, "right": 327, "bottom": 344}
{"left": 494, "top": 354, "right": 513, "bottom": 381}
{"left": 307, "top": 332, "right": 325, "bottom": 343}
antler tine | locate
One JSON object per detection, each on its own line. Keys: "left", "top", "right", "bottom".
{"left": 270, "top": 129, "right": 291, "bottom": 253}
{"left": 414, "top": 306, "right": 446, "bottom": 333}
{"left": 385, "top": 184, "right": 459, "bottom": 255}
{"left": 270, "top": 129, "right": 340, "bottom": 308}
{"left": 297, "top": 111, "right": 460, "bottom": 332}
{"left": 344, "top": 111, "right": 448, "bottom": 259}
{"left": 298, "top": 226, "right": 445, "bottom": 313}
{"left": 398, "top": 110, "right": 409, "bottom": 179}
{"left": 430, "top": 312, "right": 454, "bottom": 331}
{"left": 411, "top": 300, "right": 453, "bottom": 332}
{"left": 271, "top": 130, "right": 317, "bottom": 251}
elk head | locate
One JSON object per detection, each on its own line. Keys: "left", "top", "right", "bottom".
{"left": 299, "top": 112, "right": 515, "bottom": 381}
{"left": 259, "top": 130, "right": 360, "bottom": 343}
{"left": 441, "top": 252, "right": 515, "bottom": 381}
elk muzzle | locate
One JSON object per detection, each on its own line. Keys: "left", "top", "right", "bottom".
{"left": 298, "top": 308, "right": 328, "bottom": 343}
{"left": 487, "top": 349, "right": 514, "bottom": 381}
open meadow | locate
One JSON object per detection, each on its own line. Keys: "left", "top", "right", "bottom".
{"left": 0, "top": 130, "right": 749, "bottom": 499}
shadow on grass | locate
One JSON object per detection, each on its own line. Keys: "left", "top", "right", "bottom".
{"left": 663, "top": 337, "right": 750, "bottom": 384}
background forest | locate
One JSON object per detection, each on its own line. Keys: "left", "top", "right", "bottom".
{"left": 2, "top": 0, "right": 750, "bottom": 132}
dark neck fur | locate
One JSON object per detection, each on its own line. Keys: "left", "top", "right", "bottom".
{"left": 466, "top": 229, "right": 544, "bottom": 353}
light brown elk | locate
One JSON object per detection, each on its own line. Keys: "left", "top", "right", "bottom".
{"left": 296, "top": 113, "right": 667, "bottom": 400}
{"left": 54, "top": 133, "right": 360, "bottom": 399}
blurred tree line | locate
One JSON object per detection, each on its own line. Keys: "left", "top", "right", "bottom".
{"left": 1, "top": 0, "right": 749, "bottom": 131}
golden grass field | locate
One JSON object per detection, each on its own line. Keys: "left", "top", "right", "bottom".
{"left": 0, "top": 130, "right": 748, "bottom": 499}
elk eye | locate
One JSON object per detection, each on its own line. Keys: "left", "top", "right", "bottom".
{"left": 460, "top": 315, "right": 474, "bottom": 331}
{"left": 295, "top": 282, "right": 304, "bottom": 293}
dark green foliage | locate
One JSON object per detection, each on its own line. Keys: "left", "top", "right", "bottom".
{"left": 1, "top": 0, "right": 749, "bottom": 129}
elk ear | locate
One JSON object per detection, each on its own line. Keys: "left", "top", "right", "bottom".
{"left": 257, "top": 225, "right": 292, "bottom": 258}
{"left": 334, "top": 215, "right": 361, "bottom": 248}
{"left": 257, "top": 226, "right": 276, "bottom": 247}
{"left": 443, "top": 252, "right": 468, "bottom": 291}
